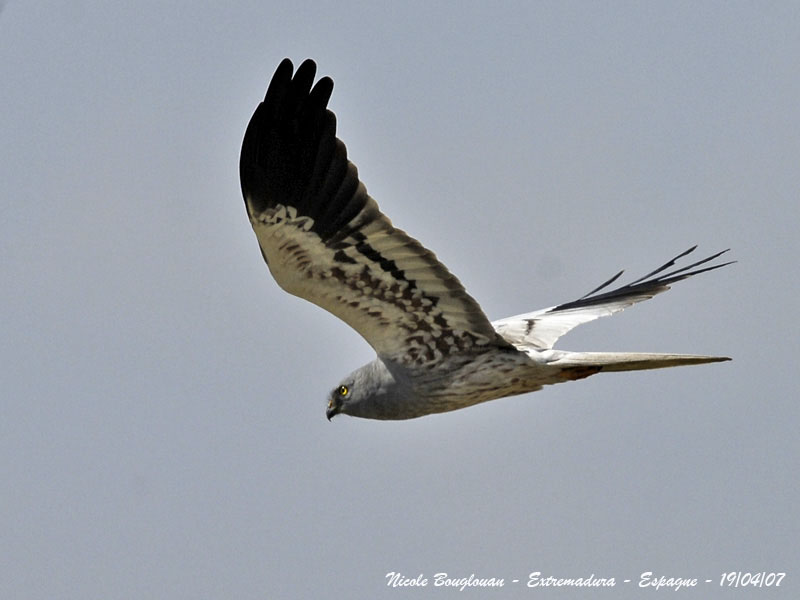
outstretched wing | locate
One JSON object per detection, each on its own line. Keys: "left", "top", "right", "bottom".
{"left": 493, "top": 246, "right": 734, "bottom": 350}
{"left": 240, "top": 59, "right": 511, "bottom": 368}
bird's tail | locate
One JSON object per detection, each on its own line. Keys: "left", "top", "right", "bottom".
{"left": 550, "top": 351, "right": 730, "bottom": 380}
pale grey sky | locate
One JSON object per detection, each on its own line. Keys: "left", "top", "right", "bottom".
{"left": 1, "top": 1, "right": 798, "bottom": 598}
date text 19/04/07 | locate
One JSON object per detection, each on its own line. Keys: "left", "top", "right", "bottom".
{"left": 720, "top": 572, "right": 785, "bottom": 587}
{"left": 385, "top": 571, "right": 786, "bottom": 590}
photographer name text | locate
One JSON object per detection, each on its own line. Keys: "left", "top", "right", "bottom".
{"left": 385, "top": 570, "right": 785, "bottom": 591}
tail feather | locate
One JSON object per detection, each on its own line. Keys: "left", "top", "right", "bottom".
{"left": 552, "top": 351, "right": 731, "bottom": 373}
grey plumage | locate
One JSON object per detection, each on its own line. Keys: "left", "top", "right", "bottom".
{"left": 240, "top": 58, "right": 732, "bottom": 421}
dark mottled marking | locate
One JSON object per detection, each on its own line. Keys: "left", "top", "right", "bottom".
{"left": 333, "top": 250, "right": 357, "bottom": 264}
{"left": 351, "top": 239, "right": 428, "bottom": 303}
{"left": 524, "top": 319, "right": 536, "bottom": 336}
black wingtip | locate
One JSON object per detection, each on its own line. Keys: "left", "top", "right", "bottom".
{"left": 241, "top": 58, "right": 370, "bottom": 241}
{"left": 265, "top": 58, "right": 296, "bottom": 96}
{"left": 578, "top": 269, "right": 625, "bottom": 300}
{"left": 552, "top": 247, "right": 735, "bottom": 313}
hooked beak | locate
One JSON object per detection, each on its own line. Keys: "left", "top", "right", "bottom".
{"left": 326, "top": 403, "right": 339, "bottom": 421}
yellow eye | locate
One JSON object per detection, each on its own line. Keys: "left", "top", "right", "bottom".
{"left": 338, "top": 385, "right": 349, "bottom": 397}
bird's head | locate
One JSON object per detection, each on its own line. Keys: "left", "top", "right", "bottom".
{"left": 326, "top": 359, "right": 407, "bottom": 420}
{"left": 325, "top": 382, "right": 349, "bottom": 421}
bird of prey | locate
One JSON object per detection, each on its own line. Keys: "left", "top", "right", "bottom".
{"left": 240, "top": 58, "right": 732, "bottom": 421}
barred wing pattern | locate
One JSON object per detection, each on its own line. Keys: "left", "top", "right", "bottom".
{"left": 240, "top": 59, "right": 511, "bottom": 368}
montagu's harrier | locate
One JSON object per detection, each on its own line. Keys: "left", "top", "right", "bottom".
{"left": 239, "top": 58, "right": 732, "bottom": 421}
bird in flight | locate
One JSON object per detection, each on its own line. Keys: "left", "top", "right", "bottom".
{"left": 239, "top": 58, "right": 732, "bottom": 421}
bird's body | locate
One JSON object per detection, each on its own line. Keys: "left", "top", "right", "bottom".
{"left": 240, "top": 58, "right": 732, "bottom": 421}
{"left": 344, "top": 349, "right": 543, "bottom": 420}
